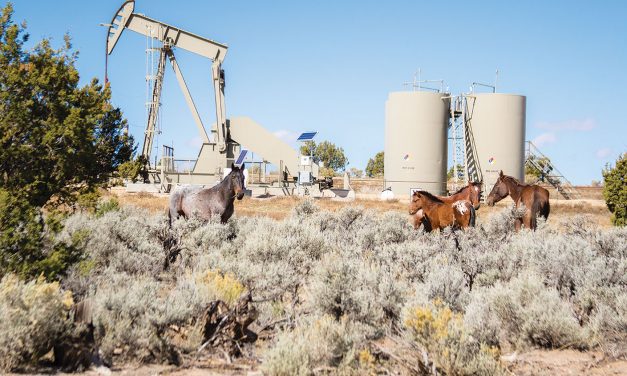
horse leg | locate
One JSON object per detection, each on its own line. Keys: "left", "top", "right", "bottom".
{"left": 221, "top": 202, "right": 235, "bottom": 223}
{"left": 421, "top": 209, "right": 437, "bottom": 232}
{"left": 457, "top": 204, "right": 476, "bottom": 229}
{"left": 468, "top": 205, "right": 476, "bottom": 227}
{"left": 413, "top": 214, "right": 422, "bottom": 229}
{"left": 423, "top": 217, "right": 433, "bottom": 232}
{"left": 431, "top": 213, "right": 443, "bottom": 232}
{"left": 523, "top": 207, "right": 536, "bottom": 230}
{"left": 452, "top": 201, "right": 474, "bottom": 230}
{"left": 529, "top": 192, "right": 543, "bottom": 230}
{"left": 168, "top": 192, "right": 182, "bottom": 225}
{"left": 514, "top": 217, "right": 522, "bottom": 232}
{"left": 533, "top": 195, "right": 550, "bottom": 229}
{"left": 453, "top": 210, "right": 463, "bottom": 230}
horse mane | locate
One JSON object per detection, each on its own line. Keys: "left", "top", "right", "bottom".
{"left": 417, "top": 190, "right": 444, "bottom": 203}
{"left": 213, "top": 167, "right": 241, "bottom": 191}
{"left": 501, "top": 174, "right": 527, "bottom": 187}
{"left": 450, "top": 181, "right": 480, "bottom": 195}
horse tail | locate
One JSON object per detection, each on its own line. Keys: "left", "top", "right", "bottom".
{"left": 541, "top": 188, "right": 551, "bottom": 221}
{"left": 530, "top": 194, "right": 542, "bottom": 230}
{"left": 468, "top": 204, "right": 476, "bottom": 227}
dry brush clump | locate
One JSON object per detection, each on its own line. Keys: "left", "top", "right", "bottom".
{"left": 404, "top": 299, "right": 505, "bottom": 375}
{"left": 3, "top": 199, "right": 626, "bottom": 373}
{"left": 0, "top": 275, "right": 74, "bottom": 371}
{"left": 262, "top": 314, "right": 365, "bottom": 375}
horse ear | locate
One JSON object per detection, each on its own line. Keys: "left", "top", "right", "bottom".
{"left": 231, "top": 162, "right": 236, "bottom": 170}
{"left": 241, "top": 162, "right": 245, "bottom": 170}
{"left": 499, "top": 170, "right": 504, "bottom": 177}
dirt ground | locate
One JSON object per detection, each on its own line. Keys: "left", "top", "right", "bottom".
{"left": 55, "top": 349, "right": 627, "bottom": 376}
{"left": 505, "top": 349, "right": 627, "bottom": 376}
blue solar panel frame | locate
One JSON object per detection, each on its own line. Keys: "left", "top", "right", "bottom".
{"left": 297, "top": 131, "right": 317, "bottom": 141}
{"left": 234, "top": 149, "right": 248, "bottom": 167}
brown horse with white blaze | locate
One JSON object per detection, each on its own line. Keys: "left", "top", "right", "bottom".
{"left": 169, "top": 163, "right": 246, "bottom": 224}
{"left": 486, "top": 171, "right": 550, "bottom": 231}
{"left": 410, "top": 181, "right": 482, "bottom": 230}
{"left": 409, "top": 190, "right": 476, "bottom": 231}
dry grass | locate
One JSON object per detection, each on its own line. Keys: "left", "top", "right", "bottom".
{"left": 105, "top": 186, "right": 612, "bottom": 227}
{"left": 105, "top": 187, "right": 408, "bottom": 220}
{"left": 106, "top": 188, "right": 168, "bottom": 214}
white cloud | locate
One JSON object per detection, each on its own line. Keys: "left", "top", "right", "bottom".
{"left": 273, "top": 129, "right": 299, "bottom": 143}
{"left": 185, "top": 136, "right": 204, "bottom": 149}
{"left": 535, "top": 118, "right": 596, "bottom": 132}
{"left": 595, "top": 147, "right": 613, "bottom": 159}
{"left": 532, "top": 132, "right": 557, "bottom": 147}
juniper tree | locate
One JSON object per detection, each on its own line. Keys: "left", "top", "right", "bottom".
{"left": 0, "top": 3, "right": 134, "bottom": 279}
{"left": 300, "top": 140, "right": 348, "bottom": 175}
{"left": 0, "top": 3, "right": 134, "bottom": 208}
{"left": 365, "top": 151, "right": 384, "bottom": 178}
{"left": 603, "top": 152, "right": 627, "bottom": 226}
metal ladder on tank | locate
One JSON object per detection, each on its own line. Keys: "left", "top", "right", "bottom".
{"left": 525, "top": 141, "right": 580, "bottom": 199}
{"left": 449, "top": 96, "right": 467, "bottom": 190}
{"left": 462, "top": 96, "right": 483, "bottom": 185}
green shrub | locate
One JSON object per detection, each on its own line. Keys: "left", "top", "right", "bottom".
{"left": 95, "top": 197, "right": 120, "bottom": 217}
{"left": 76, "top": 189, "right": 101, "bottom": 213}
{"left": 365, "top": 151, "right": 384, "bottom": 178}
{"left": 0, "top": 4, "right": 135, "bottom": 209}
{"left": 0, "top": 190, "right": 85, "bottom": 280}
{"left": 602, "top": 152, "right": 627, "bottom": 226}
{"left": 117, "top": 157, "right": 146, "bottom": 183}
{"left": 0, "top": 190, "right": 45, "bottom": 278}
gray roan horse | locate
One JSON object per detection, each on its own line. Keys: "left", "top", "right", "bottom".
{"left": 169, "top": 163, "right": 246, "bottom": 224}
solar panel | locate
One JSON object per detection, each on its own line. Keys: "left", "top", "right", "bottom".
{"left": 235, "top": 149, "right": 248, "bottom": 167}
{"left": 297, "top": 132, "right": 317, "bottom": 141}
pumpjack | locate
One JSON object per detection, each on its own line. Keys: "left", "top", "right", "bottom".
{"left": 105, "top": 1, "right": 319, "bottom": 192}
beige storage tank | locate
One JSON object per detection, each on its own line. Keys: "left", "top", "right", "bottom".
{"left": 465, "top": 93, "right": 526, "bottom": 194}
{"left": 384, "top": 91, "right": 450, "bottom": 198}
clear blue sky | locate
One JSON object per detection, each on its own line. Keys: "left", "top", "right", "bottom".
{"left": 13, "top": 0, "right": 627, "bottom": 184}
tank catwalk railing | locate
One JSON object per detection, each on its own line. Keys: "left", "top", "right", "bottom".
{"left": 525, "top": 141, "right": 580, "bottom": 199}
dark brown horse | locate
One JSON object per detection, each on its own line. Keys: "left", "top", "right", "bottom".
{"left": 409, "top": 190, "right": 476, "bottom": 231}
{"left": 486, "top": 171, "right": 550, "bottom": 231}
{"left": 410, "top": 181, "right": 482, "bottom": 230}
{"left": 169, "top": 163, "right": 246, "bottom": 224}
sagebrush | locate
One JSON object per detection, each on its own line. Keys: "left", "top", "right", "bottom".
{"left": 1, "top": 200, "right": 625, "bottom": 373}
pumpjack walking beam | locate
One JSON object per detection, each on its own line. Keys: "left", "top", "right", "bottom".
{"left": 105, "top": 0, "right": 229, "bottom": 164}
